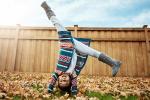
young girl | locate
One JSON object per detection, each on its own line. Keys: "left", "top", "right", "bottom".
{"left": 41, "top": 1, "right": 121, "bottom": 95}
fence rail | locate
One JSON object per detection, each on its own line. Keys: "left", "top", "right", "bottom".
{"left": 0, "top": 25, "right": 150, "bottom": 77}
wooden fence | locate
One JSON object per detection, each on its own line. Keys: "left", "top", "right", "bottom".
{"left": 0, "top": 25, "right": 150, "bottom": 77}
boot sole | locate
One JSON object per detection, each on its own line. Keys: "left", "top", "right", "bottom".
{"left": 112, "top": 61, "right": 122, "bottom": 77}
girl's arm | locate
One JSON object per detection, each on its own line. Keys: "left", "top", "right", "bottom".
{"left": 71, "top": 75, "right": 78, "bottom": 95}
{"left": 48, "top": 72, "right": 58, "bottom": 93}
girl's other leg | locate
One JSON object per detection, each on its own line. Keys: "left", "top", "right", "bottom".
{"left": 73, "top": 38, "right": 121, "bottom": 77}
{"left": 73, "top": 38, "right": 101, "bottom": 58}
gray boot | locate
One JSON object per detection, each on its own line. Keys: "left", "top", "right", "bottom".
{"left": 41, "top": 1, "right": 56, "bottom": 20}
{"left": 98, "top": 53, "right": 121, "bottom": 77}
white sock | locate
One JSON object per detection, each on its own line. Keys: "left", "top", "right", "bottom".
{"left": 73, "top": 38, "right": 101, "bottom": 58}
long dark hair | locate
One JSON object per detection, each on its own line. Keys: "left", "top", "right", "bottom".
{"left": 58, "top": 74, "right": 72, "bottom": 93}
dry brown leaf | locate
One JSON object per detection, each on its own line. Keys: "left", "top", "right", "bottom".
{"left": 0, "top": 72, "right": 149, "bottom": 99}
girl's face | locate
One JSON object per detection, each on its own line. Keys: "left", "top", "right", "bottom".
{"left": 58, "top": 73, "right": 70, "bottom": 87}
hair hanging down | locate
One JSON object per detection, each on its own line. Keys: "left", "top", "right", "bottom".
{"left": 58, "top": 75, "right": 72, "bottom": 93}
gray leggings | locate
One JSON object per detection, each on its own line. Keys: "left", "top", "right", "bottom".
{"left": 50, "top": 16, "right": 101, "bottom": 73}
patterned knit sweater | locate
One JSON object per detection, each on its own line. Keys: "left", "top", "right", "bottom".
{"left": 48, "top": 31, "right": 91, "bottom": 95}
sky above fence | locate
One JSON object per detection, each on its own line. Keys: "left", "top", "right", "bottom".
{"left": 0, "top": 0, "right": 150, "bottom": 27}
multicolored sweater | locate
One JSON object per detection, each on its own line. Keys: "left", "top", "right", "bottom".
{"left": 48, "top": 31, "right": 91, "bottom": 95}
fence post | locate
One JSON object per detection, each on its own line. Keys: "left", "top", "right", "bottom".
{"left": 74, "top": 25, "right": 78, "bottom": 37}
{"left": 11, "top": 24, "right": 20, "bottom": 72}
{"left": 143, "top": 25, "right": 150, "bottom": 76}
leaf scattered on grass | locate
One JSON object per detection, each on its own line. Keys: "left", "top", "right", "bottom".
{"left": 0, "top": 72, "right": 149, "bottom": 100}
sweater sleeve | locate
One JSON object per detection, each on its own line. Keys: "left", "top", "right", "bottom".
{"left": 70, "top": 76, "right": 78, "bottom": 95}
{"left": 48, "top": 72, "right": 59, "bottom": 93}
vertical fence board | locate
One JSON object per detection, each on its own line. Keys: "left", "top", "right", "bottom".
{"left": 2, "top": 40, "right": 9, "bottom": 71}
{"left": 94, "top": 31, "right": 101, "bottom": 76}
{"left": 89, "top": 31, "right": 94, "bottom": 75}
{"left": 116, "top": 31, "right": 121, "bottom": 76}
{"left": 100, "top": 31, "right": 107, "bottom": 76}
{"left": 0, "top": 39, "right": 2, "bottom": 71}
{"left": 49, "top": 30, "right": 56, "bottom": 73}
{"left": 47, "top": 40, "right": 51, "bottom": 72}
{"left": 119, "top": 31, "right": 126, "bottom": 76}
{"left": 132, "top": 32, "right": 138, "bottom": 76}
{"left": 15, "top": 39, "right": 23, "bottom": 72}
{"left": 7, "top": 40, "right": 14, "bottom": 71}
